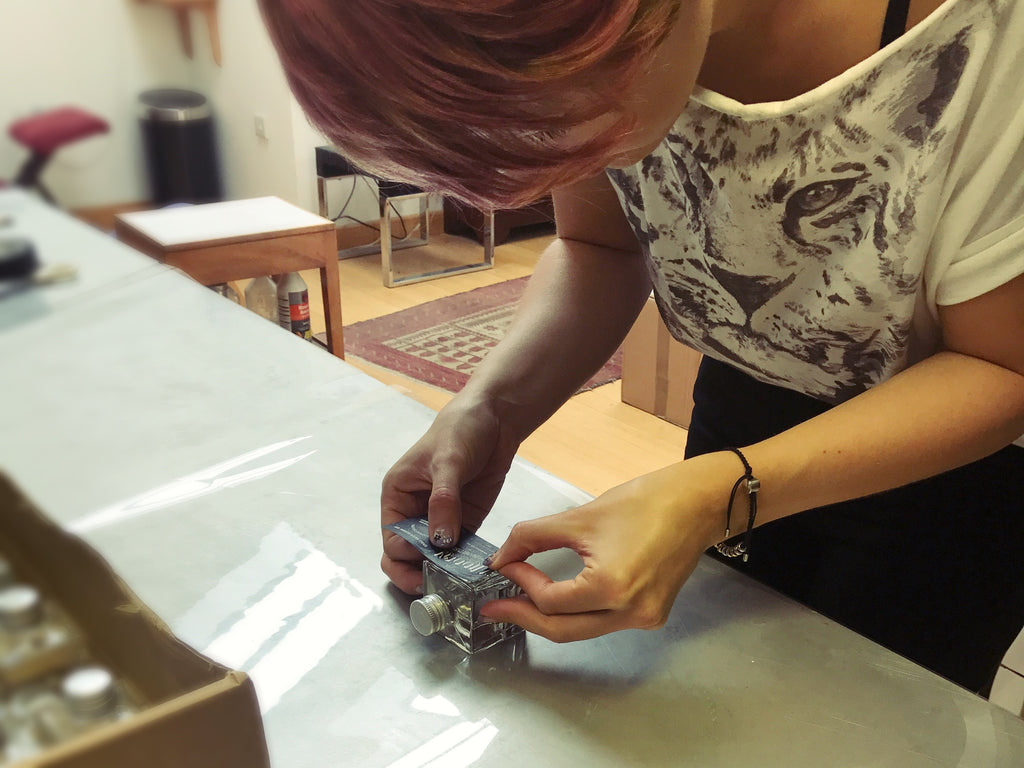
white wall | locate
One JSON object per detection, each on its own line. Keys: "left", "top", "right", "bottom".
{"left": 0, "top": 0, "right": 342, "bottom": 215}
{"left": 189, "top": 0, "right": 382, "bottom": 221}
{"left": 0, "top": 0, "right": 190, "bottom": 209}
{"left": 188, "top": 0, "right": 311, "bottom": 205}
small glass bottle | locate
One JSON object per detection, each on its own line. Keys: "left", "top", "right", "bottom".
{"left": 0, "top": 555, "right": 13, "bottom": 588}
{"left": 0, "top": 585, "right": 80, "bottom": 688}
{"left": 29, "top": 665, "right": 131, "bottom": 748}
{"left": 409, "top": 561, "right": 524, "bottom": 654}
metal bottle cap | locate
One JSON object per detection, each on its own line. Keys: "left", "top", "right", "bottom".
{"left": 62, "top": 666, "right": 118, "bottom": 719}
{"left": 0, "top": 584, "right": 42, "bottom": 629}
{"left": 409, "top": 594, "right": 450, "bottom": 636}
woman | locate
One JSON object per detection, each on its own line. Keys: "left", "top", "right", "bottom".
{"left": 259, "top": 0, "right": 1024, "bottom": 695}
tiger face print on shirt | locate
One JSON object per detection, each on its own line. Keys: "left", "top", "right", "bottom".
{"left": 608, "top": 20, "right": 977, "bottom": 403}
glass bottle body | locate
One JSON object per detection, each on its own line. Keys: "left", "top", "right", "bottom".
{"left": 1, "top": 665, "right": 133, "bottom": 761}
{"left": 0, "top": 585, "right": 80, "bottom": 689}
{"left": 412, "top": 561, "right": 524, "bottom": 654}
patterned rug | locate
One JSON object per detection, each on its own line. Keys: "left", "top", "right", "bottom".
{"left": 322, "top": 276, "right": 622, "bottom": 395}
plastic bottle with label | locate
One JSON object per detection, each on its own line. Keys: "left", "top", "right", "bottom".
{"left": 245, "top": 275, "right": 278, "bottom": 323}
{"left": 276, "top": 272, "right": 312, "bottom": 340}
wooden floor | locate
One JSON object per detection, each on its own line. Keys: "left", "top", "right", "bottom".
{"left": 299, "top": 229, "right": 689, "bottom": 499}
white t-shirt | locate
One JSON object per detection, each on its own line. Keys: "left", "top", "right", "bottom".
{"left": 608, "top": 0, "right": 1024, "bottom": 408}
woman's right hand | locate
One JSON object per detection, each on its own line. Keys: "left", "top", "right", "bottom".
{"left": 380, "top": 394, "right": 521, "bottom": 594}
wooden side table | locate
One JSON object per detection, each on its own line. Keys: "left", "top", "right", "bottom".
{"left": 115, "top": 197, "right": 344, "bottom": 358}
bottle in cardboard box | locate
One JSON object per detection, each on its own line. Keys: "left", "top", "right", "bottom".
{"left": 0, "top": 585, "right": 80, "bottom": 689}
{"left": 29, "top": 665, "right": 133, "bottom": 748}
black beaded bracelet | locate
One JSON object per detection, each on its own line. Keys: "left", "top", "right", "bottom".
{"left": 713, "top": 447, "right": 760, "bottom": 562}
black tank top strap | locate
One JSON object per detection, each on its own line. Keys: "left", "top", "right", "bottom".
{"left": 879, "top": 0, "right": 913, "bottom": 48}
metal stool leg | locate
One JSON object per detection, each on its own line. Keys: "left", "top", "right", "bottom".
{"left": 381, "top": 193, "right": 494, "bottom": 288}
{"left": 317, "top": 174, "right": 329, "bottom": 219}
{"left": 322, "top": 173, "right": 393, "bottom": 260}
{"left": 13, "top": 152, "right": 57, "bottom": 204}
{"left": 381, "top": 192, "right": 430, "bottom": 287}
{"left": 315, "top": 160, "right": 495, "bottom": 287}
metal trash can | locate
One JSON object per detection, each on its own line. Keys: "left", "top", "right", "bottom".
{"left": 139, "top": 88, "right": 223, "bottom": 205}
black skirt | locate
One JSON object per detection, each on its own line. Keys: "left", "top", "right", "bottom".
{"left": 685, "top": 356, "right": 1024, "bottom": 696}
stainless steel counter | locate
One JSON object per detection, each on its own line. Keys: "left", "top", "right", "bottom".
{"left": 2, "top": 190, "right": 1022, "bottom": 766}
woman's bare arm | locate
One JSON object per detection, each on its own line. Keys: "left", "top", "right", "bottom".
{"left": 457, "top": 172, "right": 652, "bottom": 441}
{"left": 381, "top": 172, "right": 652, "bottom": 588}
{"left": 481, "top": 272, "right": 1024, "bottom": 641}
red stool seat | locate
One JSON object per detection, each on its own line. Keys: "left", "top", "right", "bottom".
{"left": 9, "top": 107, "right": 109, "bottom": 156}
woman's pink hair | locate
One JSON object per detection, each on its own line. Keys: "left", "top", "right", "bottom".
{"left": 259, "top": 0, "right": 680, "bottom": 208}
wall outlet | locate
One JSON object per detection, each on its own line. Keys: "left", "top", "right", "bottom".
{"left": 254, "top": 114, "right": 268, "bottom": 140}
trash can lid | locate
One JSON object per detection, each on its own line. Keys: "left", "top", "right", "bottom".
{"left": 138, "top": 89, "right": 212, "bottom": 122}
{"left": 0, "top": 238, "right": 39, "bottom": 282}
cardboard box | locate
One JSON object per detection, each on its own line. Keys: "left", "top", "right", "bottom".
{"left": 621, "top": 296, "right": 703, "bottom": 429}
{"left": 0, "top": 473, "right": 271, "bottom": 768}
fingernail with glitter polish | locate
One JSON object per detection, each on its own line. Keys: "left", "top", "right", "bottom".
{"left": 431, "top": 527, "right": 454, "bottom": 548}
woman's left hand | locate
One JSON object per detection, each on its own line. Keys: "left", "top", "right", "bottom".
{"left": 479, "top": 451, "right": 737, "bottom": 642}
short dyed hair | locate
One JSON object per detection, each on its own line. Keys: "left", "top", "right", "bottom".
{"left": 259, "top": 0, "right": 680, "bottom": 208}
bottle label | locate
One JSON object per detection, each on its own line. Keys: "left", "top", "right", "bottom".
{"left": 278, "top": 290, "right": 311, "bottom": 340}
{"left": 289, "top": 297, "right": 310, "bottom": 322}
{"left": 385, "top": 518, "right": 497, "bottom": 583}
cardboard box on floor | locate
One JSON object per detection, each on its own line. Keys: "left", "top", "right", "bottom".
{"left": 621, "top": 296, "right": 702, "bottom": 430}
{"left": 0, "top": 473, "right": 271, "bottom": 768}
